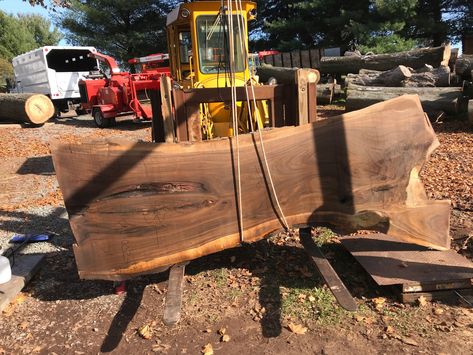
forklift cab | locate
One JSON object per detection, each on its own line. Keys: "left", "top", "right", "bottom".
{"left": 166, "top": 1, "right": 257, "bottom": 89}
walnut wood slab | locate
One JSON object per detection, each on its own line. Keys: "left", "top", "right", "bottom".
{"left": 51, "top": 95, "right": 450, "bottom": 281}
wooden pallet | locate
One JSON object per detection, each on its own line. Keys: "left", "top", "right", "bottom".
{"left": 341, "top": 233, "right": 473, "bottom": 304}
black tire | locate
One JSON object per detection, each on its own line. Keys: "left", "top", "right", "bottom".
{"left": 93, "top": 109, "right": 111, "bottom": 128}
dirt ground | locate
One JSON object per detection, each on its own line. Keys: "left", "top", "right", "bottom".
{"left": 0, "top": 111, "right": 473, "bottom": 355}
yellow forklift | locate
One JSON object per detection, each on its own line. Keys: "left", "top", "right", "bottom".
{"left": 165, "top": 0, "right": 268, "bottom": 139}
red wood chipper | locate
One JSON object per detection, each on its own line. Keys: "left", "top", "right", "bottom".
{"left": 78, "top": 52, "right": 170, "bottom": 128}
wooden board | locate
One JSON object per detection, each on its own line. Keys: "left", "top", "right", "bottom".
{"left": 341, "top": 234, "right": 473, "bottom": 287}
{"left": 0, "top": 254, "right": 44, "bottom": 312}
{"left": 51, "top": 95, "right": 450, "bottom": 281}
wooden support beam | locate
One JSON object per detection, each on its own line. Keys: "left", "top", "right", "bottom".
{"left": 163, "top": 262, "right": 187, "bottom": 326}
{"left": 299, "top": 228, "right": 357, "bottom": 311}
{"left": 159, "top": 75, "right": 175, "bottom": 143}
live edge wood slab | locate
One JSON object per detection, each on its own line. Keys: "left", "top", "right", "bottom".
{"left": 51, "top": 95, "right": 450, "bottom": 281}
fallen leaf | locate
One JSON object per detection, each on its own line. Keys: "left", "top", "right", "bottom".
{"left": 417, "top": 296, "right": 428, "bottom": 307}
{"left": 400, "top": 336, "right": 419, "bottom": 346}
{"left": 308, "top": 295, "right": 316, "bottom": 303}
{"left": 434, "top": 308, "right": 444, "bottom": 315}
{"left": 298, "top": 293, "right": 307, "bottom": 302}
{"left": 287, "top": 322, "right": 307, "bottom": 335}
{"left": 218, "top": 327, "right": 226, "bottom": 335}
{"left": 372, "top": 297, "right": 386, "bottom": 310}
{"left": 202, "top": 343, "right": 213, "bottom": 355}
{"left": 138, "top": 324, "right": 153, "bottom": 340}
{"left": 221, "top": 334, "right": 231, "bottom": 342}
{"left": 354, "top": 315, "right": 364, "bottom": 322}
{"left": 385, "top": 325, "right": 395, "bottom": 334}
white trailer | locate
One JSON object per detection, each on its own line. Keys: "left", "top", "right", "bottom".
{"left": 11, "top": 46, "right": 99, "bottom": 113}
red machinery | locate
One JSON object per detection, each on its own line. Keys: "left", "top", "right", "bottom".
{"left": 78, "top": 52, "right": 170, "bottom": 128}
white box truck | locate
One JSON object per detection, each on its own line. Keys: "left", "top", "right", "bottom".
{"left": 11, "top": 46, "right": 99, "bottom": 114}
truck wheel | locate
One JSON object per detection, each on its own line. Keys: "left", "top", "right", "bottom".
{"left": 93, "top": 109, "right": 111, "bottom": 128}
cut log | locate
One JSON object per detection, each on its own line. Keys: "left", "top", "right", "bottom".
{"left": 316, "top": 84, "right": 343, "bottom": 105}
{"left": 346, "top": 65, "right": 412, "bottom": 87}
{"left": 455, "top": 55, "right": 473, "bottom": 79}
{"left": 347, "top": 65, "right": 450, "bottom": 87}
{"left": 346, "top": 85, "right": 464, "bottom": 114}
{"left": 0, "top": 93, "right": 54, "bottom": 125}
{"left": 320, "top": 44, "right": 451, "bottom": 74}
{"left": 257, "top": 64, "right": 298, "bottom": 84}
{"left": 51, "top": 95, "right": 450, "bottom": 281}
{"left": 401, "top": 66, "right": 451, "bottom": 87}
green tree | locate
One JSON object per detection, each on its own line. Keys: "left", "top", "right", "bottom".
{"left": 56, "top": 0, "right": 177, "bottom": 66}
{"left": 254, "top": 0, "right": 418, "bottom": 53}
{"left": 388, "top": 0, "right": 472, "bottom": 46}
{"left": 0, "top": 10, "right": 61, "bottom": 88}
{"left": 18, "top": 14, "right": 62, "bottom": 47}
{"left": 0, "top": 11, "right": 61, "bottom": 60}
{"left": 0, "top": 11, "right": 36, "bottom": 60}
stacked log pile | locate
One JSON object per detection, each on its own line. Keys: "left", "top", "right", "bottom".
{"left": 323, "top": 44, "right": 473, "bottom": 117}
{"left": 258, "top": 44, "right": 472, "bottom": 113}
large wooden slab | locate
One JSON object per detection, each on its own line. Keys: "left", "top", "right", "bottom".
{"left": 51, "top": 95, "right": 450, "bottom": 281}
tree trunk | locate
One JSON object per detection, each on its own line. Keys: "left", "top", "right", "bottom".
{"left": 346, "top": 65, "right": 412, "bottom": 87}
{"left": 257, "top": 64, "right": 298, "bottom": 84}
{"left": 320, "top": 44, "right": 451, "bottom": 75}
{"left": 0, "top": 93, "right": 54, "bottom": 125}
{"left": 347, "top": 65, "right": 451, "bottom": 88}
{"left": 401, "top": 66, "right": 451, "bottom": 87}
{"left": 346, "top": 85, "right": 464, "bottom": 114}
{"left": 455, "top": 55, "right": 473, "bottom": 79}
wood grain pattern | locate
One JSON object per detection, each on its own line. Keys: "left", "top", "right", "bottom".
{"left": 51, "top": 95, "right": 450, "bottom": 281}
{"left": 0, "top": 93, "right": 54, "bottom": 124}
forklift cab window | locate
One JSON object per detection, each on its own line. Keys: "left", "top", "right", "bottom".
{"left": 179, "top": 32, "right": 192, "bottom": 64}
{"left": 196, "top": 15, "right": 245, "bottom": 74}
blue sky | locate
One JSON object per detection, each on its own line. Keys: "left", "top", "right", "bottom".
{"left": 0, "top": 0, "right": 52, "bottom": 17}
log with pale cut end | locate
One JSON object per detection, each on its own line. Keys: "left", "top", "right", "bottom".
{"left": 346, "top": 85, "right": 464, "bottom": 114}
{"left": 455, "top": 55, "right": 473, "bottom": 79}
{"left": 320, "top": 44, "right": 451, "bottom": 75}
{"left": 0, "top": 93, "right": 54, "bottom": 125}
